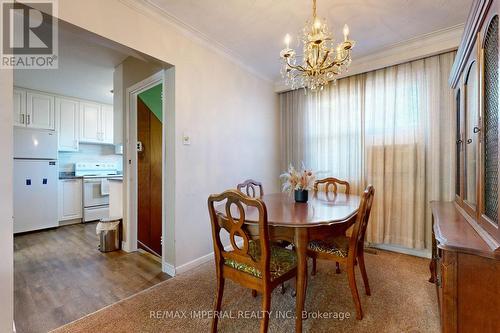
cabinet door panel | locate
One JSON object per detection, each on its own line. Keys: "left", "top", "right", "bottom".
{"left": 101, "top": 104, "right": 114, "bottom": 144}
{"left": 56, "top": 98, "right": 79, "bottom": 151}
{"left": 464, "top": 60, "right": 479, "bottom": 210}
{"left": 26, "top": 92, "right": 55, "bottom": 130}
{"left": 482, "top": 15, "right": 499, "bottom": 226}
{"left": 13, "top": 88, "right": 26, "bottom": 127}
{"left": 455, "top": 89, "right": 463, "bottom": 199}
{"left": 58, "top": 179, "right": 82, "bottom": 221}
{"left": 80, "top": 102, "right": 101, "bottom": 143}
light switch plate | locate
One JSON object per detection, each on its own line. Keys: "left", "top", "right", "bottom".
{"left": 182, "top": 133, "right": 191, "bottom": 145}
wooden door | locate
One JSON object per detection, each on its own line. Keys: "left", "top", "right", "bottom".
{"left": 26, "top": 91, "right": 55, "bottom": 130}
{"left": 79, "top": 102, "right": 101, "bottom": 143}
{"left": 137, "top": 98, "right": 162, "bottom": 256}
{"left": 56, "top": 97, "right": 79, "bottom": 151}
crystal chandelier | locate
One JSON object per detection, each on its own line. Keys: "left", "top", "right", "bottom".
{"left": 280, "top": 0, "right": 355, "bottom": 91}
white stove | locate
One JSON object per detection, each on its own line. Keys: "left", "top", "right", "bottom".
{"left": 76, "top": 162, "right": 119, "bottom": 222}
{"left": 75, "top": 162, "right": 119, "bottom": 177}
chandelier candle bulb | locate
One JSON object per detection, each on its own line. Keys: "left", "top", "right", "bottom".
{"left": 314, "top": 18, "right": 321, "bottom": 31}
{"left": 284, "top": 34, "right": 291, "bottom": 49}
{"left": 343, "top": 24, "right": 349, "bottom": 41}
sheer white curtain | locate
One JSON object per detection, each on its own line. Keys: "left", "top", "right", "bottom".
{"left": 280, "top": 75, "right": 365, "bottom": 193}
{"left": 280, "top": 52, "right": 456, "bottom": 251}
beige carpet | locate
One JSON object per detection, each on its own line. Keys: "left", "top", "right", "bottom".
{"left": 51, "top": 250, "right": 439, "bottom": 333}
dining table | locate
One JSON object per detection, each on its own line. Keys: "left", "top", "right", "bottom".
{"left": 215, "top": 191, "right": 361, "bottom": 332}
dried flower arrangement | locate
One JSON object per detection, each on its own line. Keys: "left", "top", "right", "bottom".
{"left": 280, "top": 163, "right": 316, "bottom": 194}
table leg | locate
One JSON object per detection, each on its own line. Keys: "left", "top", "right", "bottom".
{"left": 295, "top": 228, "right": 308, "bottom": 333}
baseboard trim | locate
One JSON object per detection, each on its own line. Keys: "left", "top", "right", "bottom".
{"left": 175, "top": 251, "right": 214, "bottom": 275}
{"left": 369, "top": 243, "right": 431, "bottom": 259}
{"left": 174, "top": 241, "right": 243, "bottom": 275}
{"left": 162, "top": 262, "right": 176, "bottom": 277}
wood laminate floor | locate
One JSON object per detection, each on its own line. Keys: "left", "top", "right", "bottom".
{"left": 14, "top": 222, "right": 170, "bottom": 333}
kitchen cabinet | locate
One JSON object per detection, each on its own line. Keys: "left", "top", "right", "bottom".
{"left": 80, "top": 102, "right": 114, "bottom": 144}
{"left": 26, "top": 91, "right": 55, "bottom": 130}
{"left": 80, "top": 101, "right": 101, "bottom": 143}
{"left": 14, "top": 89, "right": 55, "bottom": 130}
{"left": 13, "top": 88, "right": 26, "bottom": 127}
{"left": 14, "top": 87, "right": 113, "bottom": 146}
{"left": 58, "top": 178, "right": 83, "bottom": 221}
{"left": 55, "top": 97, "right": 79, "bottom": 152}
{"left": 101, "top": 104, "right": 114, "bottom": 144}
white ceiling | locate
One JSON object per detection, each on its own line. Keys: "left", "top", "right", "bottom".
{"left": 147, "top": 0, "right": 473, "bottom": 81}
{"left": 14, "top": 23, "right": 130, "bottom": 104}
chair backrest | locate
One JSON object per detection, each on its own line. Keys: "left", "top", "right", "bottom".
{"left": 237, "top": 179, "right": 264, "bottom": 198}
{"left": 314, "top": 177, "right": 351, "bottom": 194}
{"left": 208, "top": 189, "right": 271, "bottom": 281}
{"left": 348, "top": 185, "right": 375, "bottom": 260}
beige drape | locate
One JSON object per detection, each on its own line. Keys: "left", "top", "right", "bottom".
{"left": 280, "top": 52, "right": 456, "bottom": 250}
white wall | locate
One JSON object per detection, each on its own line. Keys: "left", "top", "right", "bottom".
{"left": 56, "top": 1, "right": 280, "bottom": 268}
{"left": 0, "top": 68, "right": 14, "bottom": 332}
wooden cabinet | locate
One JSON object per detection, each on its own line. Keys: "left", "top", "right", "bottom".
{"left": 451, "top": 0, "right": 500, "bottom": 252}
{"left": 430, "top": 203, "right": 500, "bottom": 333}
{"left": 80, "top": 102, "right": 114, "bottom": 144}
{"left": 58, "top": 178, "right": 83, "bottom": 222}
{"left": 26, "top": 91, "right": 55, "bottom": 130}
{"left": 56, "top": 97, "right": 79, "bottom": 152}
{"left": 433, "top": 1, "right": 500, "bottom": 332}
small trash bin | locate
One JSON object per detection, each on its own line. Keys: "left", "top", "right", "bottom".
{"left": 96, "top": 218, "right": 122, "bottom": 252}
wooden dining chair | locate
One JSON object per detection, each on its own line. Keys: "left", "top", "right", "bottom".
{"left": 307, "top": 185, "right": 375, "bottom": 320}
{"left": 312, "top": 177, "right": 351, "bottom": 275}
{"left": 314, "top": 177, "right": 351, "bottom": 194}
{"left": 208, "top": 189, "right": 297, "bottom": 333}
{"left": 237, "top": 179, "right": 264, "bottom": 198}
{"left": 237, "top": 179, "right": 290, "bottom": 296}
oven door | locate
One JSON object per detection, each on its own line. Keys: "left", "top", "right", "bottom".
{"left": 83, "top": 178, "right": 110, "bottom": 207}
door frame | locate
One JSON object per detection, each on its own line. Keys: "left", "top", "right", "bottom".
{"left": 124, "top": 69, "right": 176, "bottom": 276}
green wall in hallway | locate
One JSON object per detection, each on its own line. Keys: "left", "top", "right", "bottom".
{"left": 138, "top": 83, "right": 162, "bottom": 122}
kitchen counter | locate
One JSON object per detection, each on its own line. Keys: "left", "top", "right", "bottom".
{"left": 59, "top": 172, "right": 122, "bottom": 180}
{"left": 108, "top": 177, "right": 123, "bottom": 182}
{"left": 59, "top": 175, "right": 83, "bottom": 180}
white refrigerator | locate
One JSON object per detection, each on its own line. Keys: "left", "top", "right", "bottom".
{"left": 13, "top": 128, "right": 58, "bottom": 233}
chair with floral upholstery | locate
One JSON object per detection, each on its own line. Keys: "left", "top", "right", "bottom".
{"left": 307, "top": 185, "right": 375, "bottom": 320}
{"left": 208, "top": 189, "right": 297, "bottom": 333}
{"left": 312, "top": 177, "right": 351, "bottom": 275}
{"left": 236, "top": 179, "right": 289, "bottom": 295}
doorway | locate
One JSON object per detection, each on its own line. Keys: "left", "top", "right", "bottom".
{"left": 125, "top": 71, "right": 168, "bottom": 262}
{"left": 137, "top": 84, "right": 163, "bottom": 256}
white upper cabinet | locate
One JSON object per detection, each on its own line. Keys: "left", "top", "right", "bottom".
{"left": 80, "top": 101, "right": 101, "bottom": 143}
{"left": 26, "top": 91, "right": 55, "bottom": 130}
{"left": 13, "top": 88, "right": 26, "bottom": 127}
{"left": 101, "top": 104, "right": 114, "bottom": 144}
{"left": 80, "top": 102, "right": 113, "bottom": 144}
{"left": 56, "top": 97, "right": 79, "bottom": 152}
{"left": 14, "top": 87, "right": 114, "bottom": 146}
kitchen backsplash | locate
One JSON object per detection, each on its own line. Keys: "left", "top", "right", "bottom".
{"left": 59, "top": 144, "right": 123, "bottom": 172}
